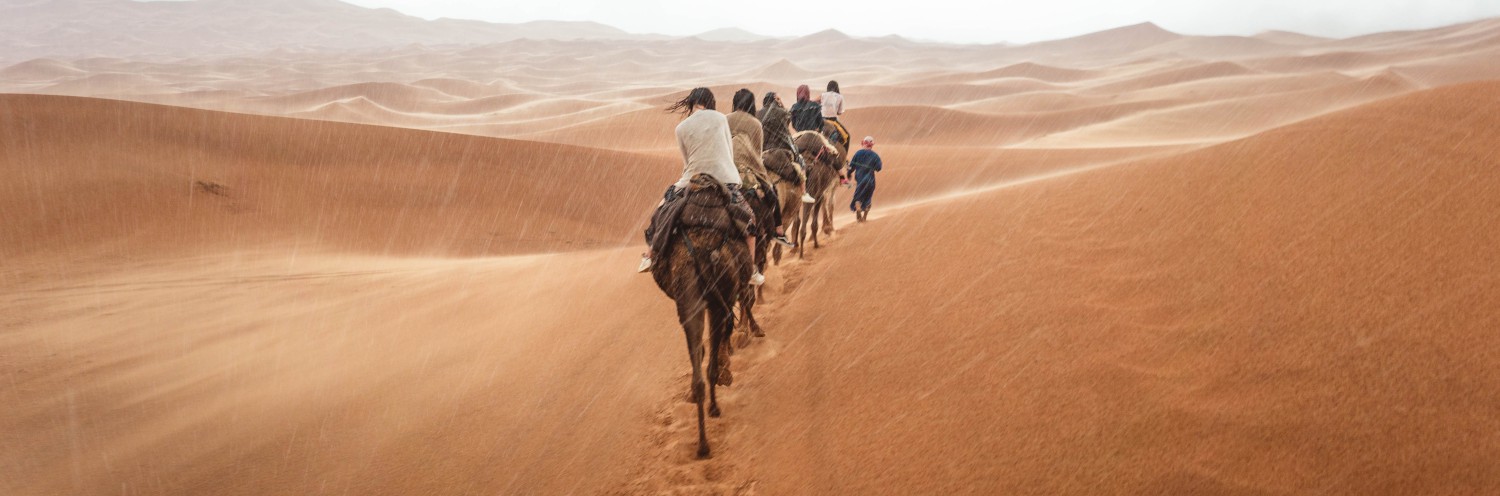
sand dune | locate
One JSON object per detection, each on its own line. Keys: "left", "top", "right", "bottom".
{"left": 0, "top": 95, "right": 674, "bottom": 263}
{"left": 5, "top": 11, "right": 1500, "bottom": 496}
{"left": 36, "top": 72, "right": 163, "bottom": 96}
{"left": 1324, "top": 18, "right": 1500, "bottom": 52}
{"left": 745, "top": 59, "right": 823, "bottom": 81}
{"left": 0, "top": 0, "right": 653, "bottom": 62}
{"left": 948, "top": 90, "right": 1121, "bottom": 113}
{"left": 854, "top": 80, "right": 1064, "bottom": 107}
{"left": 1085, "top": 60, "right": 1259, "bottom": 93}
{"left": 1245, "top": 50, "right": 1423, "bottom": 73}
{"left": 1013, "top": 22, "right": 1184, "bottom": 61}
{"left": 905, "top": 62, "right": 1100, "bottom": 86}
{"left": 1121, "top": 70, "right": 1357, "bottom": 104}
{"left": 1392, "top": 46, "right": 1500, "bottom": 86}
{"left": 775, "top": 29, "right": 872, "bottom": 52}
{"left": 692, "top": 81, "right": 1500, "bottom": 495}
{"left": 8, "top": 14, "right": 1495, "bottom": 149}
{"left": 847, "top": 99, "right": 1188, "bottom": 147}
{"left": 0, "top": 58, "right": 87, "bottom": 81}
{"left": 1, "top": 249, "right": 683, "bottom": 496}
{"left": 1141, "top": 35, "right": 1293, "bottom": 59}
{"left": 257, "top": 82, "right": 462, "bottom": 113}
{"left": 1255, "top": 30, "right": 1332, "bottom": 45}
{"left": 980, "top": 61, "right": 1100, "bottom": 82}
{"left": 408, "top": 78, "right": 506, "bottom": 99}
{"left": 1028, "top": 70, "right": 1420, "bottom": 146}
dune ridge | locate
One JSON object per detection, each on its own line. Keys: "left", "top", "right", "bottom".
{"left": 0, "top": 94, "right": 674, "bottom": 265}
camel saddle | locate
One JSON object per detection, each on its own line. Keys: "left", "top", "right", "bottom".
{"left": 644, "top": 174, "right": 751, "bottom": 260}
{"left": 762, "top": 148, "right": 804, "bottom": 187}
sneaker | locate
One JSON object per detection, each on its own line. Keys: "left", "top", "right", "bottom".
{"left": 801, "top": 193, "right": 817, "bottom": 203}
{"left": 637, "top": 256, "right": 652, "bottom": 273}
{"left": 773, "top": 235, "right": 796, "bottom": 248}
{"left": 749, "top": 272, "right": 766, "bottom": 286}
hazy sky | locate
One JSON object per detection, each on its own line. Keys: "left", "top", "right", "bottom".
{"left": 340, "top": 0, "right": 1500, "bottom": 44}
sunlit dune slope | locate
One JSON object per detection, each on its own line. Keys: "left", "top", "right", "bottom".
{"left": 0, "top": 248, "right": 684, "bottom": 496}
{"left": 1028, "top": 70, "right": 1420, "bottom": 146}
{"left": 723, "top": 81, "right": 1500, "bottom": 494}
{"left": 0, "top": 93, "right": 693, "bottom": 496}
{"left": 0, "top": 95, "right": 675, "bottom": 262}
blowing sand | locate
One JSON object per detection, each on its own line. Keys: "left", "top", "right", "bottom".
{"left": 3, "top": 14, "right": 1500, "bottom": 496}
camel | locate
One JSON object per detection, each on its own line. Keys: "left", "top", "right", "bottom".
{"left": 791, "top": 129, "right": 845, "bottom": 258}
{"left": 815, "top": 121, "right": 849, "bottom": 237}
{"left": 735, "top": 182, "right": 780, "bottom": 342}
{"left": 762, "top": 148, "right": 804, "bottom": 267}
{"left": 650, "top": 173, "right": 751, "bottom": 459}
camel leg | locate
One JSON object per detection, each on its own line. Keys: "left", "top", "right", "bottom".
{"left": 756, "top": 238, "right": 769, "bottom": 278}
{"left": 707, "top": 324, "right": 720, "bottom": 419}
{"left": 747, "top": 237, "right": 767, "bottom": 338}
{"left": 676, "top": 296, "right": 710, "bottom": 458}
{"left": 740, "top": 284, "right": 764, "bottom": 339}
{"left": 773, "top": 212, "right": 790, "bottom": 266}
{"left": 778, "top": 185, "right": 800, "bottom": 266}
{"left": 694, "top": 391, "right": 709, "bottom": 459}
{"left": 796, "top": 204, "right": 810, "bottom": 259}
{"left": 678, "top": 296, "right": 707, "bottom": 402}
{"left": 733, "top": 290, "right": 754, "bottom": 350}
{"left": 822, "top": 189, "right": 836, "bottom": 235}
{"left": 809, "top": 198, "right": 823, "bottom": 249}
{"left": 731, "top": 272, "right": 757, "bottom": 351}
{"left": 708, "top": 295, "right": 734, "bottom": 418}
{"left": 810, "top": 200, "right": 822, "bottom": 248}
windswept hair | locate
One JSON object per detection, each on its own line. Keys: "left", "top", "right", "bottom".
{"left": 666, "top": 87, "right": 716, "bottom": 115}
{"left": 826, "top": 80, "right": 841, "bottom": 93}
{"left": 762, "top": 91, "right": 780, "bottom": 109}
{"left": 796, "top": 84, "right": 811, "bottom": 102}
{"left": 732, "top": 88, "right": 757, "bottom": 115}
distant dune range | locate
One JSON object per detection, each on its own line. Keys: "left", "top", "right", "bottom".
{"left": 3, "top": 6, "right": 1500, "bottom": 496}
{"left": 5, "top": 17, "right": 1500, "bottom": 151}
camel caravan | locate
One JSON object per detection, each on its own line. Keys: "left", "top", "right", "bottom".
{"left": 637, "top": 82, "right": 878, "bottom": 458}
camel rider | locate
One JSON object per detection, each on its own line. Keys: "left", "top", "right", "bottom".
{"left": 818, "top": 80, "right": 851, "bottom": 151}
{"left": 639, "top": 87, "right": 765, "bottom": 286}
{"left": 728, "top": 88, "right": 796, "bottom": 248}
{"left": 789, "top": 84, "right": 823, "bottom": 133}
{"left": 758, "top": 91, "right": 818, "bottom": 204}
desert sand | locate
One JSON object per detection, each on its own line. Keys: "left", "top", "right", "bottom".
{"left": 3, "top": 4, "right": 1500, "bottom": 495}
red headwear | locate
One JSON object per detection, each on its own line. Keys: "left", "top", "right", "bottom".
{"left": 796, "top": 84, "right": 811, "bottom": 102}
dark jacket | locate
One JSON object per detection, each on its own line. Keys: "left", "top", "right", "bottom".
{"left": 846, "top": 148, "right": 883, "bottom": 184}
